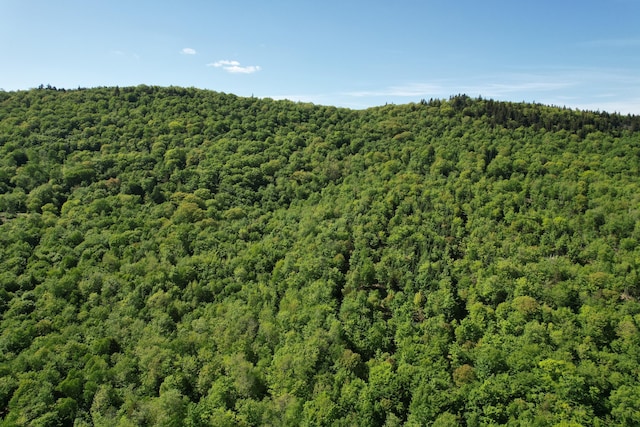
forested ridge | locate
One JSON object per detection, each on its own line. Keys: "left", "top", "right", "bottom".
{"left": 1, "top": 85, "right": 640, "bottom": 426}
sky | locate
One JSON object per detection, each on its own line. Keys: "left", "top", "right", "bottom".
{"left": 2, "top": 0, "right": 640, "bottom": 114}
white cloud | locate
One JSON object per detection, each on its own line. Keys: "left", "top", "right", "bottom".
{"left": 181, "top": 48, "right": 197, "bottom": 55}
{"left": 209, "top": 60, "right": 240, "bottom": 67}
{"left": 226, "top": 65, "right": 262, "bottom": 74}
{"left": 208, "top": 59, "right": 261, "bottom": 74}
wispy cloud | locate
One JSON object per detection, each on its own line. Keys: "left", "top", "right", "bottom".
{"left": 341, "top": 78, "right": 574, "bottom": 103}
{"left": 181, "top": 48, "right": 197, "bottom": 55}
{"left": 208, "top": 60, "right": 261, "bottom": 74}
{"left": 567, "top": 99, "right": 640, "bottom": 115}
{"left": 345, "top": 83, "right": 444, "bottom": 98}
{"left": 463, "top": 78, "right": 576, "bottom": 99}
{"left": 266, "top": 67, "right": 640, "bottom": 114}
{"left": 209, "top": 60, "right": 240, "bottom": 67}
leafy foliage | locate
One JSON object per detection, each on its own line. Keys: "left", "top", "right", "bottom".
{"left": 1, "top": 86, "right": 640, "bottom": 425}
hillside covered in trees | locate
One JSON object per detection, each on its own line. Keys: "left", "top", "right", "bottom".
{"left": 1, "top": 86, "right": 640, "bottom": 426}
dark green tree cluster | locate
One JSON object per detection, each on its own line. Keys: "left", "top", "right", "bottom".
{"left": 1, "top": 86, "right": 640, "bottom": 425}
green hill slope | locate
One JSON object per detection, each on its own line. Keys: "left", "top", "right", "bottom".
{"left": 1, "top": 86, "right": 640, "bottom": 426}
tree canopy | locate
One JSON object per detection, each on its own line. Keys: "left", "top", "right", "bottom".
{"left": 1, "top": 86, "right": 640, "bottom": 425}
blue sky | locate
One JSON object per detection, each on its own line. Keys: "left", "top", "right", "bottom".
{"left": 2, "top": 0, "right": 640, "bottom": 114}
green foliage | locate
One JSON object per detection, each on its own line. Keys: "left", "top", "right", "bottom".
{"left": 1, "top": 86, "right": 639, "bottom": 425}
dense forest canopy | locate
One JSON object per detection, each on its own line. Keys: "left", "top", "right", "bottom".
{"left": 1, "top": 86, "right": 640, "bottom": 426}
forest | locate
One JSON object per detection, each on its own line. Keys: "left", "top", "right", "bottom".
{"left": 1, "top": 85, "right": 640, "bottom": 426}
